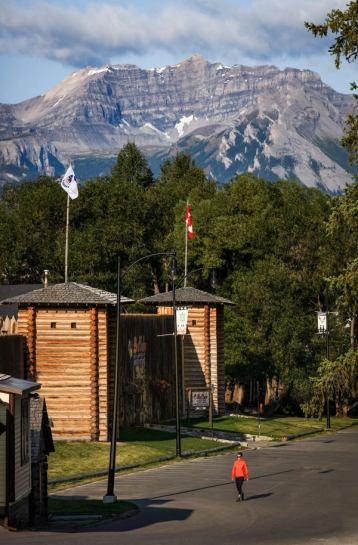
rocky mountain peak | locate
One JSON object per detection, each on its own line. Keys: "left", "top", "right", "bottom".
{"left": 0, "top": 56, "right": 355, "bottom": 192}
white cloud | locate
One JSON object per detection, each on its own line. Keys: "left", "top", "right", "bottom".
{"left": 0, "top": 0, "right": 353, "bottom": 68}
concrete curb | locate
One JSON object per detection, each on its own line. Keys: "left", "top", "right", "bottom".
{"left": 281, "top": 428, "right": 324, "bottom": 441}
{"left": 43, "top": 508, "right": 139, "bottom": 531}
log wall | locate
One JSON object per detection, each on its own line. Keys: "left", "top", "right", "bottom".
{"left": 18, "top": 308, "right": 94, "bottom": 440}
{"left": 16, "top": 301, "right": 225, "bottom": 440}
{"left": 181, "top": 305, "right": 225, "bottom": 414}
{"left": 213, "top": 306, "right": 225, "bottom": 414}
{"left": 107, "top": 312, "right": 177, "bottom": 437}
{"left": 183, "top": 307, "right": 207, "bottom": 389}
{"left": 97, "top": 310, "right": 108, "bottom": 441}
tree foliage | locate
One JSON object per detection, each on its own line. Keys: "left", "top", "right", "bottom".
{"left": 305, "top": 1, "right": 358, "bottom": 164}
{"left": 111, "top": 142, "right": 153, "bottom": 188}
{"left": 0, "top": 142, "right": 357, "bottom": 416}
{"left": 326, "top": 182, "right": 358, "bottom": 349}
{"left": 302, "top": 351, "right": 358, "bottom": 418}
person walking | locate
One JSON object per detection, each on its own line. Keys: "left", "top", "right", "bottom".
{"left": 231, "top": 452, "right": 249, "bottom": 501}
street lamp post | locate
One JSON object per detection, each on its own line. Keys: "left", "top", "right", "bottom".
{"left": 317, "top": 310, "right": 331, "bottom": 430}
{"left": 325, "top": 312, "right": 331, "bottom": 430}
{"left": 170, "top": 255, "right": 181, "bottom": 457}
{"left": 103, "top": 251, "right": 176, "bottom": 504}
{"left": 103, "top": 255, "right": 122, "bottom": 503}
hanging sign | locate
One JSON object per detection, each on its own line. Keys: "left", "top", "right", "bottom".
{"left": 317, "top": 312, "right": 327, "bottom": 333}
{"left": 176, "top": 307, "right": 188, "bottom": 335}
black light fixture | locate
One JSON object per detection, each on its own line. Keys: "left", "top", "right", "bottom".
{"left": 103, "top": 251, "right": 176, "bottom": 504}
{"left": 210, "top": 268, "right": 218, "bottom": 289}
{"left": 170, "top": 255, "right": 178, "bottom": 281}
{"left": 316, "top": 307, "right": 331, "bottom": 430}
{"left": 103, "top": 255, "right": 122, "bottom": 504}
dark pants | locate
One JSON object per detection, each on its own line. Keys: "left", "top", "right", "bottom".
{"left": 235, "top": 477, "right": 245, "bottom": 497}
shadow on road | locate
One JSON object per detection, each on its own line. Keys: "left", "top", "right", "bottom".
{"left": 36, "top": 497, "right": 193, "bottom": 534}
{"left": 244, "top": 493, "right": 272, "bottom": 501}
{"left": 251, "top": 469, "right": 294, "bottom": 480}
{"left": 147, "top": 469, "right": 296, "bottom": 499}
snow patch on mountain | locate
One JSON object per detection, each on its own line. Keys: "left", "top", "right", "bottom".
{"left": 87, "top": 67, "right": 110, "bottom": 76}
{"left": 175, "top": 115, "right": 196, "bottom": 137}
{"left": 142, "top": 122, "right": 171, "bottom": 139}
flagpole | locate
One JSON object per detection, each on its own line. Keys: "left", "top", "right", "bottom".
{"left": 184, "top": 202, "right": 188, "bottom": 288}
{"left": 64, "top": 193, "right": 70, "bottom": 283}
{"left": 61, "top": 162, "right": 78, "bottom": 284}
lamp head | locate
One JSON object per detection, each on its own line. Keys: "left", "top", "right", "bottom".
{"left": 210, "top": 268, "right": 218, "bottom": 288}
{"left": 170, "top": 256, "right": 178, "bottom": 281}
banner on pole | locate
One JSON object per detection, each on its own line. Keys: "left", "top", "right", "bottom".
{"left": 176, "top": 307, "right": 188, "bottom": 335}
{"left": 317, "top": 312, "right": 327, "bottom": 333}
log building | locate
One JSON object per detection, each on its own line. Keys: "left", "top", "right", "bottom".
{"left": 2, "top": 283, "right": 133, "bottom": 441}
{"left": 2, "top": 283, "right": 178, "bottom": 440}
{"left": 140, "top": 287, "right": 234, "bottom": 416}
{"left": 2, "top": 283, "right": 233, "bottom": 439}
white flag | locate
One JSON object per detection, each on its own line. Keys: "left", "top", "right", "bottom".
{"left": 61, "top": 166, "right": 78, "bottom": 199}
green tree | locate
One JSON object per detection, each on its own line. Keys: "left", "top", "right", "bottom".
{"left": 68, "top": 144, "right": 155, "bottom": 293}
{"left": 148, "top": 153, "right": 215, "bottom": 290}
{"left": 111, "top": 142, "right": 153, "bottom": 188}
{"left": 326, "top": 182, "right": 358, "bottom": 349}
{"left": 0, "top": 177, "right": 66, "bottom": 283}
{"left": 305, "top": 1, "right": 358, "bottom": 163}
{"left": 302, "top": 351, "right": 358, "bottom": 417}
{"left": 69, "top": 173, "right": 150, "bottom": 294}
{"left": 189, "top": 175, "right": 332, "bottom": 397}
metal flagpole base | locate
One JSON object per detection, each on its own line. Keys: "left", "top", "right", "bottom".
{"left": 103, "top": 494, "right": 117, "bottom": 504}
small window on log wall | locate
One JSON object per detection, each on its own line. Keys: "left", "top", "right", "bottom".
{"left": 192, "top": 320, "right": 197, "bottom": 326}
{"left": 71, "top": 322, "right": 77, "bottom": 329}
{"left": 50, "top": 322, "right": 56, "bottom": 329}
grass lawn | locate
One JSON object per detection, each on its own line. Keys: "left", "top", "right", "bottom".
{"left": 48, "top": 427, "right": 225, "bottom": 484}
{"left": 48, "top": 498, "right": 136, "bottom": 517}
{"left": 185, "top": 415, "right": 358, "bottom": 440}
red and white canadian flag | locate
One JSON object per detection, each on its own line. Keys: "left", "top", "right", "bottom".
{"left": 185, "top": 206, "right": 194, "bottom": 239}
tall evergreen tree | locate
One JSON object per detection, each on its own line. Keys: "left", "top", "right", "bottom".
{"left": 111, "top": 142, "right": 153, "bottom": 188}
{"left": 0, "top": 177, "right": 66, "bottom": 283}
{"left": 305, "top": 1, "right": 358, "bottom": 164}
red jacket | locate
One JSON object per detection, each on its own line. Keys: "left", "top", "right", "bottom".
{"left": 231, "top": 458, "right": 249, "bottom": 480}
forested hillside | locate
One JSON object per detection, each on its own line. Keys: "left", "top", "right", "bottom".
{"left": 0, "top": 143, "right": 356, "bottom": 415}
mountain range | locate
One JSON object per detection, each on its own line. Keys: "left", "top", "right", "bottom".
{"left": 0, "top": 54, "right": 355, "bottom": 192}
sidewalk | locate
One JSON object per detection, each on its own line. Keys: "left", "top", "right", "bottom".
{"left": 144, "top": 423, "right": 273, "bottom": 445}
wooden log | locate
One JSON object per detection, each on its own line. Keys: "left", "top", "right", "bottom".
{"left": 27, "top": 306, "right": 36, "bottom": 379}
{"left": 97, "top": 310, "right": 108, "bottom": 441}
{"left": 90, "top": 307, "right": 99, "bottom": 440}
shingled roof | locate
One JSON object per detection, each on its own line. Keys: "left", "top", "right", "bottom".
{"left": 1, "top": 282, "right": 133, "bottom": 307}
{"left": 0, "top": 284, "right": 43, "bottom": 317}
{"left": 139, "top": 287, "right": 234, "bottom": 306}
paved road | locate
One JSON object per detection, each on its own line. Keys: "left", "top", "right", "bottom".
{"left": 1, "top": 428, "right": 357, "bottom": 545}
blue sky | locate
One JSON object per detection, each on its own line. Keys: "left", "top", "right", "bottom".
{"left": 1, "top": 0, "right": 357, "bottom": 104}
